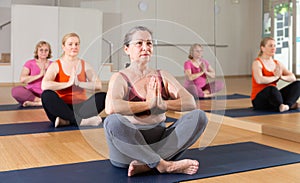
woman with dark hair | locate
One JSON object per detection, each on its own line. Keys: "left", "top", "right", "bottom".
{"left": 251, "top": 37, "right": 300, "bottom": 112}
{"left": 104, "top": 26, "right": 208, "bottom": 176}
{"left": 11, "top": 41, "right": 52, "bottom": 107}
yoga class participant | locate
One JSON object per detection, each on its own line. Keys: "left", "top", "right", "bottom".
{"left": 183, "top": 43, "right": 224, "bottom": 98}
{"left": 104, "top": 26, "right": 208, "bottom": 176}
{"left": 41, "top": 32, "right": 106, "bottom": 127}
{"left": 251, "top": 37, "right": 300, "bottom": 112}
{"left": 11, "top": 41, "right": 52, "bottom": 107}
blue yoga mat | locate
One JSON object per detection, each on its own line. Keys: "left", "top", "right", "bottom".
{"left": 199, "top": 93, "right": 250, "bottom": 100}
{"left": 0, "top": 117, "right": 177, "bottom": 136}
{"left": 0, "top": 104, "right": 42, "bottom": 111}
{"left": 1, "top": 142, "right": 299, "bottom": 183}
{"left": 208, "top": 107, "right": 300, "bottom": 117}
{"left": 0, "top": 121, "right": 103, "bottom": 136}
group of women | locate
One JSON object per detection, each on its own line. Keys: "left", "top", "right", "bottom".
{"left": 10, "top": 26, "right": 300, "bottom": 176}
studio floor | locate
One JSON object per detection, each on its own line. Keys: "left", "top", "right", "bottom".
{"left": 0, "top": 76, "right": 299, "bottom": 183}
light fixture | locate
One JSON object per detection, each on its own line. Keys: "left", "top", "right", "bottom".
{"left": 231, "top": 0, "right": 240, "bottom": 4}
{"left": 138, "top": 1, "right": 148, "bottom": 12}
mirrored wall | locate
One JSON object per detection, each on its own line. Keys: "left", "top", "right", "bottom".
{"left": 1, "top": 0, "right": 262, "bottom": 83}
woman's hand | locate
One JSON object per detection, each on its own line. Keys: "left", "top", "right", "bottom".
{"left": 273, "top": 64, "right": 282, "bottom": 79}
{"left": 156, "top": 76, "right": 167, "bottom": 111}
{"left": 199, "top": 62, "right": 206, "bottom": 73}
{"left": 39, "top": 64, "right": 46, "bottom": 77}
{"left": 68, "top": 67, "right": 76, "bottom": 87}
{"left": 146, "top": 76, "right": 157, "bottom": 109}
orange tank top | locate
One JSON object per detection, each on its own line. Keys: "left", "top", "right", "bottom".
{"left": 251, "top": 58, "right": 278, "bottom": 100}
{"left": 55, "top": 59, "right": 87, "bottom": 104}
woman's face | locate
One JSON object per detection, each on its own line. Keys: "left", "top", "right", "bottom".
{"left": 62, "top": 36, "right": 80, "bottom": 57}
{"left": 192, "top": 46, "right": 203, "bottom": 60}
{"left": 37, "top": 44, "right": 50, "bottom": 59}
{"left": 124, "top": 31, "right": 153, "bottom": 63}
{"left": 262, "top": 40, "right": 276, "bottom": 57}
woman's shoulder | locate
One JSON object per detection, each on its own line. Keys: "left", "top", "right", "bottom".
{"left": 24, "top": 59, "right": 36, "bottom": 64}
{"left": 23, "top": 59, "right": 36, "bottom": 68}
{"left": 184, "top": 59, "right": 192, "bottom": 64}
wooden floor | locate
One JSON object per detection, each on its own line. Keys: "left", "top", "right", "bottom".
{"left": 1, "top": 76, "right": 300, "bottom": 183}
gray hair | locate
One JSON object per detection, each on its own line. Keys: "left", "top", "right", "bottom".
{"left": 123, "top": 26, "right": 153, "bottom": 46}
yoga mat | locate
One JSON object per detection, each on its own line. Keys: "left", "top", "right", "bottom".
{"left": 199, "top": 93, "right": 250, "bottom": 100}
{"left": 1, "top": 142, "right": 299, "bottom": 183}
{"left": 208, "top": 107, "right": 300, "bottom": 117}
{"left": 0, "top": 121, "right": 103, "bottom": 136}
{"left": 0, "top": 117, "right": 177, "bottom": 136}
{"left": 0, "top": 104, "right": 42, "bottom": 111}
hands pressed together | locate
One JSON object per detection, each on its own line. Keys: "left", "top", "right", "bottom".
{"left": 273, "top": 64, "right": 282, "bottom": 79}
{"left": 145, "top": 76, "right": 167, "bottom": 112}
{"left": 67, "top": 66, "right": 80, "bottom": 87}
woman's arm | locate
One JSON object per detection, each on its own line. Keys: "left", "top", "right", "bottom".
{"left": 184, "top": 69, "right": 204, "bottom": 81}
{"left": 160, "top": 70, "right": 196, "bottom": 111}
{"left": 75, "top": 61, "right": 102, "bottom": 91}
{"left": 203, "top": 64, "right": 216, "bottom": 79}
{"left": 20, "top": 66, "right": 44, "bottom": 84}
{"left": 252, "top": 60, "right": 279, "bottom": 84}
{"left": 278, "top": 62, "right": 296, "bottom": 82}
{"left": 41, "top": 62, "right": 74, "bottom": 91}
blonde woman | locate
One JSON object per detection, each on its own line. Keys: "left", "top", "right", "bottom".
{"left": 41, "top": 33, "right": 106, "bottom": 127}
{"left": 251, "top": 37, "right": 300, "bottom": 112}
{"left": 183, "top": 44, "right": 224, "bottom": 98}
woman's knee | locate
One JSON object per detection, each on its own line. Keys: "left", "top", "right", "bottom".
{"left": 186, "top": 109, "right": 208, "bottom": 131}
{"left": 11, "top": 86, "right": 33, "bottom": 103}
{"left": 41, "top": 90, "right": 57, "bottom": 101}
{"left": 103, "top": 114, "right": 125, "bottom": 131}
{"left": 194, "top": 109, "right": 208, "bottom": 127}
{"left": 292, "top": 80, "right": 300, "bottom": 90}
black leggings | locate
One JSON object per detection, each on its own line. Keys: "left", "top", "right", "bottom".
{"left": 41, "top": 90, "right": 106, "bottom": 126}
{"left": 252, "top": 81, "right": 300, "bottom": 111}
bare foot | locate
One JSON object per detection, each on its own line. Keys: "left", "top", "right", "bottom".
{"left": 203, "top": 93, "right": 214, "bottom": 98}
{"left": 22, "top": 101, "right": 42, "bottom": 107}
{"left": 80, "top": 116, "right": 102, "bottom": 126}
{"left": 55, "top": 117, "right": 70, "bottom": 128}
{"left": 290, "top": 102, "right": 300, "bottom": 110}
{"left": 128, "top": 160, "right": 151, "bottom": 177}
{"left": 279, "top": 104, "right": 289, "bottom": 112}
{"left": 157, "top": 159, "right": 199, "bottom": 175}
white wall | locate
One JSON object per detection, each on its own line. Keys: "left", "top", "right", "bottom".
{"left": 215, "top": 0, "right": 262, "bottom": 76}
{"left": 10, "top": 4, "right": 102, "bottom": 82}
{"left": 11, "top": 5, "right": 59, "bottom": 83}
{"left": 0, "top": 8, "right": 11, "bottom": 55}
{"left": 0, "top": 0, "right": 263, "bottom": 83}
{"left": 0, "top": 7, "right": 12, "bottom": 83}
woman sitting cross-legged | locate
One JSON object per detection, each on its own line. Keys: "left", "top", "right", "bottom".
{"left": 41, "top": 32, "right": 106, "bottom": 127}
{"left": 103, "top": 26, "right": 208, "bottom": 177}
{"left": 251, "top": 37, "right": 300, "bottom": 112}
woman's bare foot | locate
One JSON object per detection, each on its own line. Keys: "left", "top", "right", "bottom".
{"left": 22, "top": 101, "right": 42, "bottom": 107}
{"left": 203, "top": 93, "right": 214, "bottom": 98}
{"left": 290, "top": 102, "right": 300, "bottom": 110}
{"left": 80, "top": 116, "right": 102, "bottom": 126}
{"left": 128, "top": 160, "right": 151, "bottom": 177}
{"left": 55, "top": 117, "right": 70, "bottom": 128}
{"left": 279, "top": 104, "right": 289, "bottom": 112}
{"left": 156, "top": 159, "right": 199, "bottom": 175}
